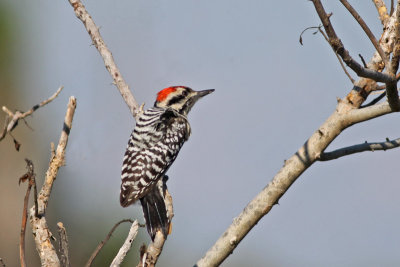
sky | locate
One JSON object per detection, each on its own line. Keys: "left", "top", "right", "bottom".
{"left": 1, "top": 1, "right": 400, "bottom": 266}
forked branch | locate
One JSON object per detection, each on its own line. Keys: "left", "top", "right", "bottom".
{"left": 29, "top": 96, "right": 77, "bottom": 267}
{"left": 0, "top": 86, "right": 63, "bottom": 144}
{"left": 196, "top": 1, "right": 400, "bottom": 265}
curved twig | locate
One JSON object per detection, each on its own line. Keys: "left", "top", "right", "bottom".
{"left": 85, "top": 219, "right": 135, "bottom": 267}
{"left": 319, "top": 137, "right": 400, "bottom": 161}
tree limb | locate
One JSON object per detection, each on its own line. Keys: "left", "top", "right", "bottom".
{"left": 195, "top": 1, "right": 400, "bottom": 262}
{"left": 29, "top": 96, "right": 77, "bottom": 267}
{"left": 195, "top": 96, "right": 399, "bottom": 266}
{"left": 0, "top": 86, "right": 63, "bottom": 143}
{"left": 67, "top": 0, "right": 140, "bottom": 118}
{"left": 319, "top": 137, "right": 400, "bottom": 161}
{"left": 110, "top": 220, "right": 139, "bottom": 267}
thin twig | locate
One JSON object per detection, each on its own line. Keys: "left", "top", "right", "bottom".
{"left": 340, "top": 0, "right": 389, "bottom": 66}
{"left": 319, "top": 27, "right": 355, "bottom": 83}
{"left": 110, "top": 220, "right": 139, "bottom": 267}
{"left": 360, "top": 91, "right": 386, "bottom": 108}
{"left": 67, "top": 0, "right": 140, "bottom": 118}
{"left": 29, "top": 96, "right": 77, "bottom": 267}
{"left": 319, "top": 137, "right": 400, "bottom": 161}
{"left": 299, "top": 25, "right": 355, "bottom": 83}
{"left": 0, "top": 86, "right": 63, "bottom": 143}
{"left": 57, "top": 222, "right": 71, "bottom": 267}
{"left": 18, "top": 159, "right": 35, "bottom": 267}
{"left": 299, "top": 25, "right": 321, "bottom": 45}
{"left": 359, "top": 54, "right": 367, "bottom": 68}
{"left": 312, "top": 0, "right": 393, "bottom": 83}
{"left": 85, "top": 219, "right": 135, "bottom": 267}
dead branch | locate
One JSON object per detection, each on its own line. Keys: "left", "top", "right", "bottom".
{"left": 85, "top": 219, "right": 135, "bottom": 267}
{"left": 67, "top": 0, "right": 140, "bottom": 118}
{"left": 195, "top": 96, "right": 399, "bottom": 266}
{"left": 195, "top": 1, "right": 400, "bottom": 265}
{"left": 319, "top": 137, "right": 400, "bottom": 161}
{"left": 340, "top": 0, "right": 389, "bottom": 65}
{"left": 110, "top": 220, "right": 139, "bottom": 267}
{"left": 313, "top": 0, "right": 392, "bottom": 82}
{"left": 18, "top": 159, "right": 35, "bottom": 267}
{"left": 57, "top": 222, "right": 71, "bottom": 267}
{"left": 29, "top": 96, "right": 77, "bottom": 267}
{"left": 313, "top": 0, "right": 400, "bottom": 110}
{"left": 0, "top": 86, "right": 63, "bottom": 145}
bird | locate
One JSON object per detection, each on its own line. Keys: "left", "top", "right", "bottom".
{"left": 120, "top": 86, "right": 214, "bottom": 240}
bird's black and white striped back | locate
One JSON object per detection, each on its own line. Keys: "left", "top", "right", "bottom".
{"left": 120, "top": 107, "right": 190, "bottom": 207}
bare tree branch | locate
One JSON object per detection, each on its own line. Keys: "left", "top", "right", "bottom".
{"left": 110, "top": 220, "right": 139, "bottom": 267}
{"left": 319, "top": 137, "right": 400, "bottom": 161}
{"left": 67, "top": 0, "right": 141, "bottom": 118}
{"left": 319, "top": 27, "right": 355, "bottom": 83}
{"left": 57, "top": 222, "right": 71, "bottom": 267}
{"left": 312, "top": 0, "right": 392, "bottom": 83}
{"left": 373, "top": 0, "right": 390, "bottom": 25}
{"left": 29, "top": 96, "right": 77, "bottom": 267}
{"left": 299, "top": 25, "right": 355, "bottom": 83}
{"left": 340, "top": 0, "right": 389, "bottom": 66}
{"left": 195, "top": 95, "right": 399, "bottom": 266}
{"left": 196, "top": 1, "right": 400, "bottom": 263}
{"left": 18, "top": 159, "right": 35, "bottom": 267}
{"left": 0, "top": 86, "right": 63, "bottom": 143}
{"left": 85, "top": 219, "right": 135, "bottom": 267}
{"left": 313, "top": 0, "right": 400, "bottom": 110}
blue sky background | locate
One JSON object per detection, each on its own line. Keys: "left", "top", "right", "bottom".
{"left": 1, "top": 1, "right": 400, "bottom": 266}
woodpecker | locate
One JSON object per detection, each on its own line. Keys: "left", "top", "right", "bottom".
{"left": 120, "top": 86, "right": 214, "bottom": 240}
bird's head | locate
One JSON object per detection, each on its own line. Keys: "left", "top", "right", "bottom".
{"left": 154, "top": 86, "right": 214, "bottom": 116}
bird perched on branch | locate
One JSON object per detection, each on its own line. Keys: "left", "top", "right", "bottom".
{"left": 120, "top": 86, "right": 214, "bottom": 240}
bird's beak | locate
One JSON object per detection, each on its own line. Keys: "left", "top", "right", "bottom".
{"left": 196, "top": 89, "right": 215, "bottom": 98}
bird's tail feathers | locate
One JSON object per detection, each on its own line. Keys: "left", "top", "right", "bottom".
{"left": 140, "top": 176, "right": 170, "bottom": 241}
